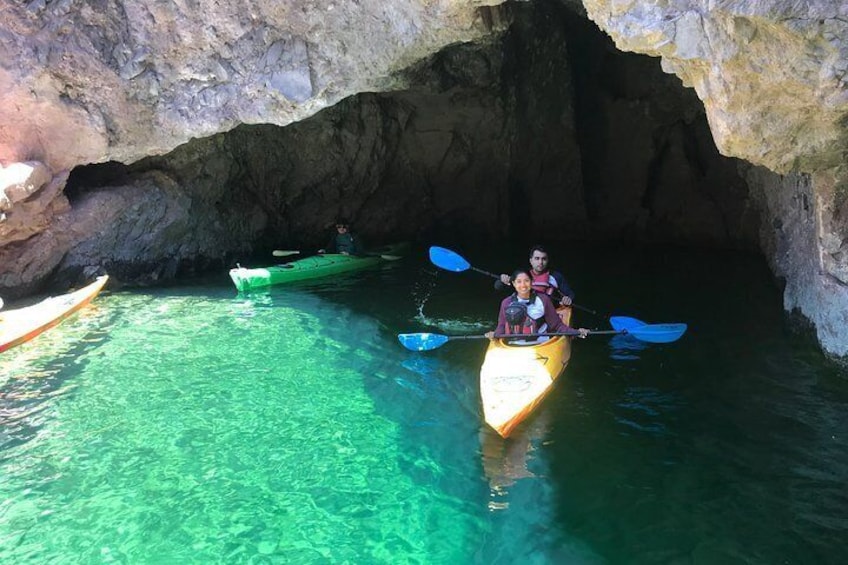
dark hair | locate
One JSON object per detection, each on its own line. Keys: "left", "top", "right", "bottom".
{"left": 511, "top": 268, "right": 531, "bottom": 281}
{"left": 528, "top": 244, "right": 548, "bottom": 258}
{"left": 510, "top": 268, "right": 537, "bottom": 302}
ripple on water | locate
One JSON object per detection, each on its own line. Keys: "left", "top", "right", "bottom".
{"left": 2, "top": 249, "right": 847, "bottom": 564}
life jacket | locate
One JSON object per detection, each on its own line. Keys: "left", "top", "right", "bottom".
{"left": 530, "top": 270, "right": 559, "bottom": 296}
{"left": 503, "top": 293, "right": 540, "bottom": 335}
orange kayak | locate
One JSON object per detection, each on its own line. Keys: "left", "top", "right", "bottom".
{"left": 0, "top": 275, "right": 109, "bottom": 353}
{"left": 479, "top": 307, "right": 573, "bottom": 438}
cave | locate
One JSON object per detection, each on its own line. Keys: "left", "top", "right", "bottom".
{"left": 10, "top": 0, "right": 847, "bottom": 356}
{"left": 59, "top": 1, "right": 762, "bottom": 286}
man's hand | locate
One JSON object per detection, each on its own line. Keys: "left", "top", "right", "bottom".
{"left": 559, "top": 295, "right": 573, "bottom": 306}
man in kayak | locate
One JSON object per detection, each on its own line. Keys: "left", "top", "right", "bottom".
{"left": 485, "top": 268, "right": 589, "bottom": 342}
{"left": 498, "top": 244, "right": 575, "bottom": 306}
{"left": 318, "top": 218, "right": 362, "bottom": 255}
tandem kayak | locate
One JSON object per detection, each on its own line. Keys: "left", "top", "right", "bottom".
{"left": 229, "top": 243, "right": 407, "bottom": 292}
{"left": 479, "top": 307, "right": 573, "bottom": 438}
{"left": 0, "top": 275, "right": 109, "bottom": 353}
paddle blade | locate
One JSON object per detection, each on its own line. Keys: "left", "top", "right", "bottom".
{"left": 610, "top": 316, "right": 646, "bottom": 331}
{"left": 272, "top": 250, "right": 300, "bottom": 257}
{"left": 627, "top": 323, "right": 687, "bottom": 344}
{"left": 429, "top": 246, "right": 470, "bottom": 272}
{"left": 398, "top": 333, "right": 450, "bottom": 351}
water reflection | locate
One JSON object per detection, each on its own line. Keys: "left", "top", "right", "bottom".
{"left": 399, "top": 356, "right": 448, "bottom": 398}
{"left": 608, "top": 333, "right": 648, "bottom": 361}
{"left": 480, "top": 409, "right": 553, "bottom": 511}
{"left": 1, "top": 305, "right": 111, "bottom": 453}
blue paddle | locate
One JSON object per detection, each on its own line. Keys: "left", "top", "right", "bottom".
{"left": 428, "top": 246, "right": 606, "bottom": 317}
{"left": 398, "top": 322, "right": 687, "bottom": 351}
{"left": 610, "top": 316, "right": 647, "bottom": 331}
{"left": 429, "top": 246, "right": 500, "bottom": 277}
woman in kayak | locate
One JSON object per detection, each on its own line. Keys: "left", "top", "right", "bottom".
{"left": 485, "top": 268, "right": 590, "bottom": 342}
{"left": 318, "top": 218, "right": 362, "bottom": 255}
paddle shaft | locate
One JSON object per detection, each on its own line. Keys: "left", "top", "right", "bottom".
{"left": 475, "top": 267, "right": 602, "bottom": 318}
{"left": 449, "top": 330, "right": 621, "bottom": 341}
{"left": 429, "top": 246, "right": 605, "bottom": 318}
{"left": 470, "top": 266, "right": 500, "bottom": 278}
{"left": 398, "top": 320, "right": 685, "bottom": 350}
{"left": 274, "top": 249, "right": 399, "bottom": 260}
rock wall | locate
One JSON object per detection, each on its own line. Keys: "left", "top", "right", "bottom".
{"left": 745, "top": 167, "right": 848, "bottom": 356}
{"left": 49, "top": 5, "right": 586, "bottom": 288}
{"left": 560, "top": 9, "right": 759, "bottom": 248}
{"left": 46, "top": 0, "right": 753, "bottom": 299}
{"left": 580, "top": 0, "right": 848, "bottom": 357}
{"left": 1, "top": 0, "right": 508, "bottom": 170}
{"left": 3, "top": 0, "right": 847, "bottom": 357}
{"left": 0, "top": 0, "right": 510, "bottom": 292}
{"left": 580, "top": 0, "right": 848, "bottom": 173}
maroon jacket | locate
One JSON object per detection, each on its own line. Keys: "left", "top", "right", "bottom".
{"left": 494, "top": 292, "right": 573, "bottom": 336}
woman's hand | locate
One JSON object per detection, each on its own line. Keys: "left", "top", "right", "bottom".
{"left": 485, "top": 331, "right": 495, "bottom": 339}
{"left": 576, "top": 328, "right": 590, "bottom": 338}
{"left": 499, "top": 274, "right": 511, "bottom": 285}
{"left": 559, "top": 295, "right": 573, "bottom": 306}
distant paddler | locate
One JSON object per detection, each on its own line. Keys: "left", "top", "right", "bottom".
{"left": 318, "top": 218, "right": 362, "bottom": 256}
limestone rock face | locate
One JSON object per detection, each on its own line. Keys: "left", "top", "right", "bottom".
{"left": 0, "top": 162, "right": 68, "bottom": 245}
{"left": 580, "top": 0, "right": 848, "bottom": 174}
{"left": 48, "top": 5, "right": 587, "bottom": 286}
{"left": 1, "top": 0, "right": 505, "bottom": 170}
{"left": 3, "top": 0, "right": 848, "bottom": 358}
{"left": 0, "top": 0, "right": 508, "bottom": 291}
{"left": 581, "top": 0, "right": 848, "bottom": 357}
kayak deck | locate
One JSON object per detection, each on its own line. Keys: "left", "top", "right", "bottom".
{"left": 229, "top": 243, "right": 407, "bottom": 291}
{"left": 480, "top": 307, "right": 573, "bottom": 438}
{"left": 0, "top": 275, "right": 109, "bottom": 353}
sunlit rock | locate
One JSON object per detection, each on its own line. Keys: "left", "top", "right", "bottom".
{"left": 582, "top": 0, "right": 848, "bottom": 174}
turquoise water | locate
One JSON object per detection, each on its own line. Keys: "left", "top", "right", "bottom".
{"left": 1, "top": 244, "right": 846, "bottom": 564}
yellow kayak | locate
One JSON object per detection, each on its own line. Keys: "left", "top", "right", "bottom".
{"left": 0, "top": 275, "right": 109, "bottom": 353}
{"left": 480, "top": 307, "right": 573, "bottom": 438}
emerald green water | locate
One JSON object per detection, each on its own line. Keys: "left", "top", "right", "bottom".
{"left": 2, "top": 244, "right": 847, "bottom": 564}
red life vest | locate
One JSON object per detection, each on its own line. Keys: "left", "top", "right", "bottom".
{"left": 530, "top": 270, "right": 558, "bottom": 296}
{"left": 504, "top": 294, "right": 539, "bottom": 335}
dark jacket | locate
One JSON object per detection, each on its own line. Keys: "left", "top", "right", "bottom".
{"left": 325, "top": 232, "right": 362, "bottom": 255}
{"left": 549, "top": 270, "right": 575, "bottom": 300}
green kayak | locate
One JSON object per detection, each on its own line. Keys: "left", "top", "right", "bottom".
{"left": 229, "top": 243, "right": 407, "bottom": 291}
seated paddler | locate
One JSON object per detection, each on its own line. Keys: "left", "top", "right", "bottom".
{"left": 485, "top": 268, "right": 589, "bottom": 343}
{"left": 318, "top": 218, "right": 362, "bottom": 256}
